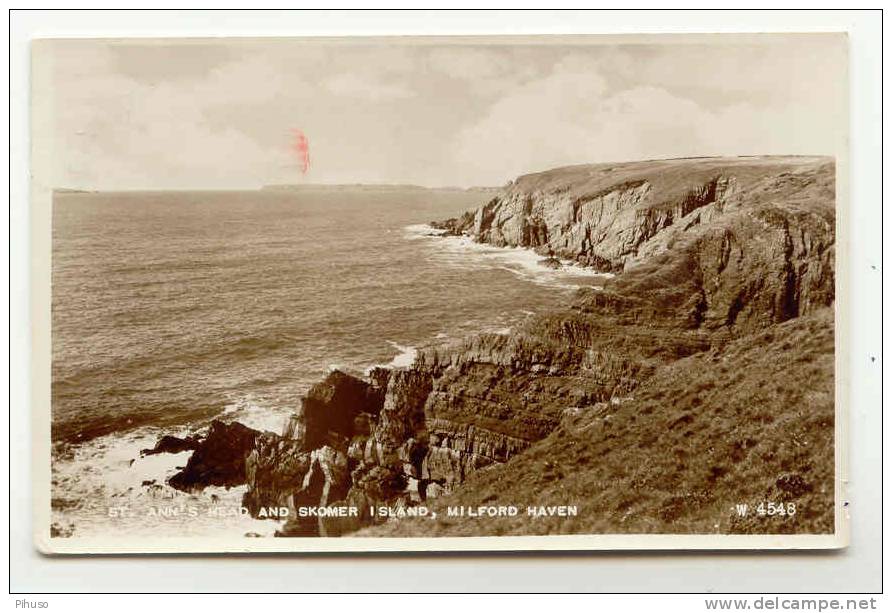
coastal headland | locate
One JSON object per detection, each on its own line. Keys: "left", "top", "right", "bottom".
{"left": 146, "top": 155, "right": 836, "bottom": 537}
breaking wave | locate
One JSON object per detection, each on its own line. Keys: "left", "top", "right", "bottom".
{"left": 403, "top": 224, "right": 611, "bottom": 291}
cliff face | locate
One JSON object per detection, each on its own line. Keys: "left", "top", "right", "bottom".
{"left": 438, "top": 156, "right": 833, "bottom": 287}
{"left": 156, "top": 155, "right": 836, "bottom": 536}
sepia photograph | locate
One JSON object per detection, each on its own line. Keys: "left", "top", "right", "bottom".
{"left": 32, "top": 32, "right": 848, "bottom": 553}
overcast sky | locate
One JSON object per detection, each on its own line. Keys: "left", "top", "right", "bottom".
{"left": 42, "top": 35, "right": 846, "bottom": 190}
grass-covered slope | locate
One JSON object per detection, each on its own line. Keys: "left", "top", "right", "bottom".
{"left": 361, "top": 308, "right": 833, "bottom": 536}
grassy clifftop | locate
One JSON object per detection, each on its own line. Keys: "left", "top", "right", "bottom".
{"left": 506, "top": 155, "right": 829, "bottom": 200}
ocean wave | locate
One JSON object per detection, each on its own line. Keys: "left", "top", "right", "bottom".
{"left": 215, "top": 396, "right": 293, "bottom": 434}
{"left": 51, "top": 424, "right": 281, "bottom": 538}
{"left": 223, "top": 335, "right": 287, "bottom": 358}
{"left": 385, "top": 341, "right": 418, "bottom": 368}
{"left": 404, "top": 224, "right": 612, "bottom": 291}
{"left": 363, "top": 340, "right": 418, "bottom": 374}
{"left": 403, "top": 224, "right": 447, "bottom": 240}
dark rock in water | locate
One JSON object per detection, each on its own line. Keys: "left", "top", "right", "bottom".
{"left": 429, "top": 211, "right": 475, "bottom": 237}
{"left": 168, "top": 420, "right": 259, "bottom": 491}
{"left": 538, "top": 256, "right": 562, "bottom": 270}
{"left": 141, "top": 434, "right": 201, "bottom": 457}
{"left": 367, "top": 366, "right": 392, "bottom": 396}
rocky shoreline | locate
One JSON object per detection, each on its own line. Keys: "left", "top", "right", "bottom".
{"left": 146, "top": 155, "right": 837, "bottom": 536}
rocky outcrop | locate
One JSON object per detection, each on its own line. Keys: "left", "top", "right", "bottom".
{"left": 140, "top": 434, "right": 201, "bottom": 456}
{"left": 579, "top": 164, "right": 836, "bottom": 335}
{"left": 283, "top": 368, "right": 388, "bottom": 450}
{"left": 538, "top": 255, "right": 562, "bottom": 269}
{"left": 437, "top": 156, "right": 832, "bottom": 279}
{"left": 168, "top": 420, "right": 259, "bottom": 491}
{"left": 158, "top": 368, "right": 434, "bottom": 534}
{"left": 242, "top": 433, "right": 309, "bottom": 515}
{"left": 280, "top": 446, "right": 352, "bottom": 536}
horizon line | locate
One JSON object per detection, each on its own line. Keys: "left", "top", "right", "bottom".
{"left": 51, "top": 153, "right": 834, "bottom": 194}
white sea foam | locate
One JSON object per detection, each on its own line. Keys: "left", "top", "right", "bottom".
{"left": 403, "top": 223, "right": 447, "bottom": 239}
{"left": 385, "top": 341, "right": 418, "bottom": 368}
{"left": 362, "top": 340, "right": 419, "bottom": 375}
{"left": 404, "top": 224, "right": 612, "bottom": 291}
{"left": 216, "top": 395, "right": 293, "bottom": 434}
{"left": 52, "top": 424, "right": 282, "bottom": 539}
{"left": 52, "top": 395, "right": 297, "bottom": 538}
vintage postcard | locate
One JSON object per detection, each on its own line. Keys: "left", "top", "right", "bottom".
{"left": 31, "top": 33, "right": 848, "bottom": 553}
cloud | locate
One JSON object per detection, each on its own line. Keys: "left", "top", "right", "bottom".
{"left": 598, "top": 37, "right": 847, "bottom": 109}
{"left": 44, "top": 38, "right": 846, "bottom": 189}
{"left": 424, "top": 47, "right": 545, "bottom": 99}
{"left": 322, "top": 72, "right": 415, "bottom": 102}
{"left": 50, "top": 47, "right": 300, "bottom": 189}
{"left": 447, "top": 51, "right": 842, "bottom": 185}
{"left": 426, "top": 47, "right": 510, "bottom": 80}
{"left": 107, "top": 43, "right": 234, "bottom": 83}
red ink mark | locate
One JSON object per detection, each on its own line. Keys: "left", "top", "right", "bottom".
{"left": 291, "top": 129, "right": 310, "bottom": 175}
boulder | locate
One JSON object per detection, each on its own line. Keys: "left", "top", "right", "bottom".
{"left": 140, "top": 434, "right": 201, "bottom": 456}
{"left": 538, "top": 256, "right": 562, "bottom": 270}
{"left": 168, "top": 420, "right": 259, "bottom": 491}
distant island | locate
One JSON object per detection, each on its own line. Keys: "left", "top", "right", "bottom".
{"left": 52, "top": 185, "right": 501, "bottom": 195}
{"left": 52, "top": 188, "right": 97, "bottom": 195}
{"left": 261, "top": 183, "right": 500, "bottom": 193}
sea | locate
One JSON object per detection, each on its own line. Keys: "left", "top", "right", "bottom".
{"left": 51, "top": 188, "right": 607, "bottom": 538}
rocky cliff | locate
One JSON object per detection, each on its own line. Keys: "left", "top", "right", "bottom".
{"left": 434, "top": 156, "right": 833, "bottom": 278}
{"left": 150, "top": 155, "right": 836, "bottom": 536}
